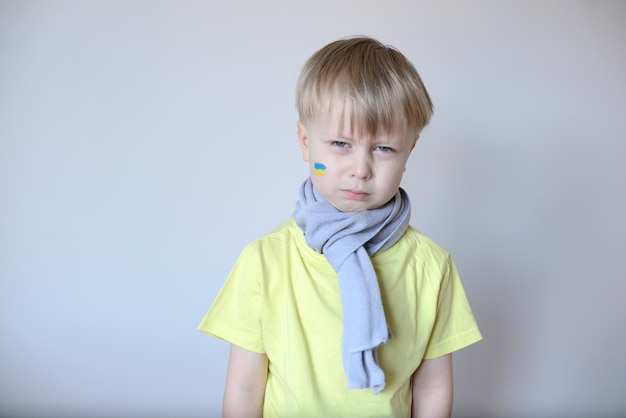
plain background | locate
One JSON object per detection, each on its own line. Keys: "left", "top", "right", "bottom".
{"left": 1, "top": 1, "right": 625, "bottom": 417}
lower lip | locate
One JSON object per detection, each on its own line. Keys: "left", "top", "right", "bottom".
{"left": 343, "top": 190, "right": 370, "bottom": 201}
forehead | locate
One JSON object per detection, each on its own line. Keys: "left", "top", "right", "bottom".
{"left": 314, "top": 96, "right": 409, "bottom": 140}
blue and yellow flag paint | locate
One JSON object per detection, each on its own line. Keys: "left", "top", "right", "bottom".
{"left": 314, "top": 162, "right": 326, "bottom": 176}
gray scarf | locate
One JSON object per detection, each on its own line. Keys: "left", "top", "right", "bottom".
{"left": 293, "top": 177, "right": 410, "bottom": 393}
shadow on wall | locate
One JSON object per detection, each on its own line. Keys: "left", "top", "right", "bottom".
{"left": 453, "top": 259, "right": 531, "bottom": 417}
{"left": 424, "top": 124, "right": 549, "bottom": 416}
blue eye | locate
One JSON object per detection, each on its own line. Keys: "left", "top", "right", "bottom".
{"left": 331, "top": 141, "right": 349, "bottom": 148}
{"left": 376, "top": 146, "right": 394, "bottom": 153}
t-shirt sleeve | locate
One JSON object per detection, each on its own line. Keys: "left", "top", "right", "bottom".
{"left": 423, "top": 255, "right": 482, "bottom": 359}
{"left": 197, "top": 245, "right": 266, "bottom": 353}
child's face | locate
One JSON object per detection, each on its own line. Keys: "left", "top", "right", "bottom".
{"left": 297, "top": 103, "right": 415, "bottom": 212}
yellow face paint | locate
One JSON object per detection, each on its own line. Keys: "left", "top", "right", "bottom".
{"left": 314, "top": 162, "right": 326, "bottom": 176}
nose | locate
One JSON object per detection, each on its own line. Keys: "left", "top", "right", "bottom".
{"left": 351, "top": 151, "right": 372, "bottom": 180}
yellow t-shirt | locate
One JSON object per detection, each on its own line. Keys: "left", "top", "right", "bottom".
{"left": 198, "top": 219, "right": 481, "bottom": 417}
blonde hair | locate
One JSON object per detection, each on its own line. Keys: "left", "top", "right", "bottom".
{"left": 296, "top": 36, "right": 434, "bottom": 140}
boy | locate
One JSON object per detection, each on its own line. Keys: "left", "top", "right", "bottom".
{"left": 199, "top": 36, "right": 481, "bottom": 417}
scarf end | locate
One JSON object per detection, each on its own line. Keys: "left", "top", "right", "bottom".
{"left": 344, "top": 347, "right": 387, "bottom": 394}
{"left": 347, "top": 379, "right": 386, "bottom": 394}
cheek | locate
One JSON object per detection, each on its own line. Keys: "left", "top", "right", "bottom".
{"left": 383, "top": 165, "right": 407, "bottom": 189}
{"left": 395, "top": 168, "right": 407, "bottom": 184}
{"left": 309, "top": 168, "right": 330, "bottom": 195}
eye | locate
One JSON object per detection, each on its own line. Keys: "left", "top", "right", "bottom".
{"left": 375, "top": 146, "right": 395, "bottom": 153}
{"left": 331, "top": 141, "right": 349, "bottom": 148}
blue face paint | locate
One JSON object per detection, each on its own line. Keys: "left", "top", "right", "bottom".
{"left": 314, "top": 162, "right": 327, "bottom": 176}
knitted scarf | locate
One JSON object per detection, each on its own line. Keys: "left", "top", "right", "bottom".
{"left": 293, "top": 177, "right": 411, "bottom": 393}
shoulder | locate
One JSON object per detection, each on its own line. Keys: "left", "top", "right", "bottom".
{"left": 391, "top": 226, "right": 452, "bottom": 264}
{"left": 223, "top": 220, "right": 302, "bottom": 286}
{"left": 238, "top": 218, "right": 311, "bottom": 264}
{"left": 244, "top": 219, "right": 300, "bottom": 250}
{"left": 374, "top": 226, "right": 455, "bottom": 293}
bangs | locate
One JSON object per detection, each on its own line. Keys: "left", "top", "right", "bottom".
{"left": 313, "top": 78, "right": 408, "bottom": 139}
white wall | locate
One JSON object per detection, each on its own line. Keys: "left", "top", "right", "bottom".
{"left": 1, "top": 1, "right": 625, "bottom": 417}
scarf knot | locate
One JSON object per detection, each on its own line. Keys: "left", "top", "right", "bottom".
{"left": 293, "top": 178, "right": 411, "bottom": 393}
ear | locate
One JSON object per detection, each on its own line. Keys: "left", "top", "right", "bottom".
{"left": 297, "top": 121, "right": 310, "bottom": 162}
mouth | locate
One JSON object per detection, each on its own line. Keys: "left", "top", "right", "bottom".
{"left": 342, "top": 189, "right": 370, "bottom": 201}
